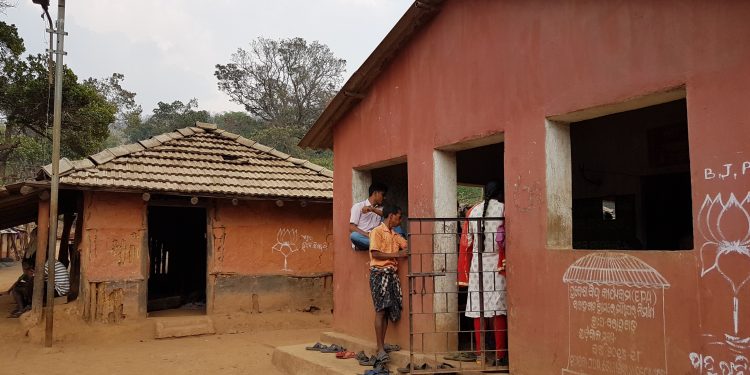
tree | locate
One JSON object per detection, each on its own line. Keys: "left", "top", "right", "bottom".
{"left": 84, "top": 73, "right": 141, "bottom": 146}
{"left": 0, "top": 0, "right": 14, "bottom": 14}
{"left": 215, "top": 37, "right": 343, "bottom": 169}
{"left": 2, "top": 54, "right": 115, "bottom": 155}
{"left": 215, "top": 37, "right": 346, "bottom": 132}
{"left": 211, "top": 111, "right": 262, "bottom": 140}
{"left": 0, "top": 27, "right": 116, "bottom": 182}
{"left": 123, "top": 99, "right": 210, "bottom": 142}
{"left": 0, "top": 22, "right": 24, "bottom": 65}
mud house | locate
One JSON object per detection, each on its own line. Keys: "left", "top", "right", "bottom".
{"left": 0, "top": 122, "right": 333, "bottom": 322}
{"left": 300, "top": 0, "right": 750, "bottom": 373}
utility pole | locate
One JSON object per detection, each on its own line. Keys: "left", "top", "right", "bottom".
{"left": 33, "top": 0, "right": 66, "bottom": 348}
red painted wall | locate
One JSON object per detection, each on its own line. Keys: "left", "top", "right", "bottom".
{"left": 330, "top": 1, "right": 750, "bottom": 373}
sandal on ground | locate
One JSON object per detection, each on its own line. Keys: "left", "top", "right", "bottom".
{"left": 355, "top": 351, "right": 369, "bottom": 362}
{"left": 336, "top": 350, "right": 357, "bottom": 359}
{"left": 437, "top": 362, "right": 457, "bottom": 375}
{"left": 321, "top": 344, "right": 345, "bottom": 353}
{"left": 374, "top": 350, "right": 390, "bottom": 365}
{"left": 359, "top": 355, "right": 377, "bottom": 366}
{"left": 384, "top": 343, "right": 401, "bottom": 353}
{"left": 443, "top": 352, "right": 477, "bottom": 362}
{"left": 305, "top": 342, "right": 328, "bottom": 351}
{"left": 397, "top": 363, "right": 430, "bottom": 373}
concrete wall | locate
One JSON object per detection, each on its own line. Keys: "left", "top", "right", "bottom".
{"left": 329, "top": 1, "right": 750, "bottom": 373}
{"left": 79, "top": 192, "right": 333, "bottom": 321}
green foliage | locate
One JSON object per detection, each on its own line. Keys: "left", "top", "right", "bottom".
{"left": 458, "top": 185, "right": 483, "bottom": 207}
{"left": 211, "top": 111, "right": 262, "bottom": 139}
{"left": 5, "top": 135, "right": 47, "bottom": 179}
{"left": 123, "top": 99, "right": 210, "bottom": 142}
{"left": 0, "top": 21, "right": 117, "bottom": 183}
{"left": 84, "top": 73, "right": 140, "bottom": 146}
{"left": 0, "top": 21, "right": 24, "bottom": 62}
{"left": 211, "top": 110, "right": 333, "bottom": 170}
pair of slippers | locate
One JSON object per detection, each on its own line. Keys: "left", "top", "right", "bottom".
{"left": 397, "top": 362, "right": 455, "bottom": 373}
{"left": 304, "top": 342, "right": 347, "bottom": 353}
{"left": 335, "top": 351, "right": 356, "bottom": 359}
{"left": 358, "top": 350, "right": 389, "bottom": 367}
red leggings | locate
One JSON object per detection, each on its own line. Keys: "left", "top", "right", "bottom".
{"left": 473, "top": 315, "right": 507, "bottom": 358}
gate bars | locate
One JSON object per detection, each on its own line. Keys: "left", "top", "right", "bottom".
{"left": 406, "top": 216, "right": 508, "bottom": 374}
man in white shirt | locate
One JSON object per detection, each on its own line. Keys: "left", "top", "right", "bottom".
{"left": 44, "top": 260, "right": 70, "bottom": 297}
{"left": 349, "top": 182, "right": 388, "bottom": 250}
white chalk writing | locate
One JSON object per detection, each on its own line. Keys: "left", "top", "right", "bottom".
{"left": 704, "top": 161, "right": 750, "bottom": 181}
{"left": 690, "top": 352, "right": 749, "bottom": 375}
{"left": 563, "top": 253, "right": 670, "bottom": 375}
{"left": 300, "top": 234, "right": 328, "bottom": 251}
{"left": 272, "top": 228, "right": 329, "bottom": 271}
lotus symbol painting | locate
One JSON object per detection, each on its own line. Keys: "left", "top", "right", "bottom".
{"left": 698, "top": 192, "right": 750, "bottom": 338}
{"left": 272, "top": 228, "right": 300, "bottom": 271}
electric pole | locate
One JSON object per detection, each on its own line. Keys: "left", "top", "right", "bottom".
{"left": 32, "top": 0, "right": 66, "bottom": 348}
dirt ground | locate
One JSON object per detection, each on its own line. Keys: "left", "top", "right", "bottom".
{"left": 0, "top": 262, "right": 332, "bottom": 375}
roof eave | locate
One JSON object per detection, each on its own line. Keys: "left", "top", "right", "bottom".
{"left": 299, "top": 0, "right": 445, "bottom": 150}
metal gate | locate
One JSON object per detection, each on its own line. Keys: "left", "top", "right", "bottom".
{"left": 406, "top": 216, "right": 509, "bottom": 374}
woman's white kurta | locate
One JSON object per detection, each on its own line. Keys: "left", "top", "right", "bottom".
{"left": 465, "top": 199, "right": 506, "bottom": 318}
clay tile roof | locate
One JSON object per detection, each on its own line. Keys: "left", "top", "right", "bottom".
{"left": 40, "top": 123, "right": 333, "bottom": 200}
{"left": 562, "top": 252, "right": 670, "bottom": 289}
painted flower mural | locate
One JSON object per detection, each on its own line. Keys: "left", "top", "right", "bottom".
{"left": 698, "top": 192, "right": 750, "bottom": 337}
{"left": 272, "top": 228, "right": 300, "bottom": 271}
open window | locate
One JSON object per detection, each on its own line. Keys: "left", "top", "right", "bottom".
{"left": 353, "top": 159, "right": 409, "bottom": 234}
{"left": 546, "top": 94, "right": 693, "bottom": 250}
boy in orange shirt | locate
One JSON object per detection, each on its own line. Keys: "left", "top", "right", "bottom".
{"left": 369, "top": 205, "right": 408, "bottom": 361}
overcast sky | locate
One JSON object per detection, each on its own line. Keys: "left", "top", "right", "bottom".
{"left": 2, "top": 0, "right": 411, "bottom": 113}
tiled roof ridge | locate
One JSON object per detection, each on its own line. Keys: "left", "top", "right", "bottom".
{"left": 41, "top": 121, "right": 333, "bottom": 179}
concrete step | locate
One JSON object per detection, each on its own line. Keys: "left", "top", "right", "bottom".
{"left": 153, "top": 315, "right": 215, "bottom": 339}
{"left": 273, "top": 331, "right": 509, "bottom": 374}
{"left": 272, "top": 344, "right": 366, "bottom": 375}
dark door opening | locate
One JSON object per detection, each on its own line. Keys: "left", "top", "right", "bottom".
{"left": 147, "top": 206, "right": 207, "bottom": 314}
{"left": 371, "top": 162, "right": 409, "bottom": 234}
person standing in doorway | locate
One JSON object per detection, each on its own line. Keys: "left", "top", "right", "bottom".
{"left": 349, "top": 182, "right": 388, "bottom": 250}
{"left": 369, "top": 205, "right": 408, "bottom": 363}
{"left": 465, "top": 181, "right": 508, "bottom": 366}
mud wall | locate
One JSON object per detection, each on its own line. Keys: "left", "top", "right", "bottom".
{"left": 79, "top": 192, "right": 146, "bottom": 322}
{"left": 208, "top": 199, "right": 333, "bottom": 314}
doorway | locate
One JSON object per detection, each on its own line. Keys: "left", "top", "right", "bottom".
{"left": 407, "top": 136, "right": 507, "bottom": 372}
{"left": 147, "top": 206, "right": 207, "bottom": 314}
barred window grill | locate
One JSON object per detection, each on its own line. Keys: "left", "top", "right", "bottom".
{"left": 406, "top": 216, "right": 509, "bottom": 374}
